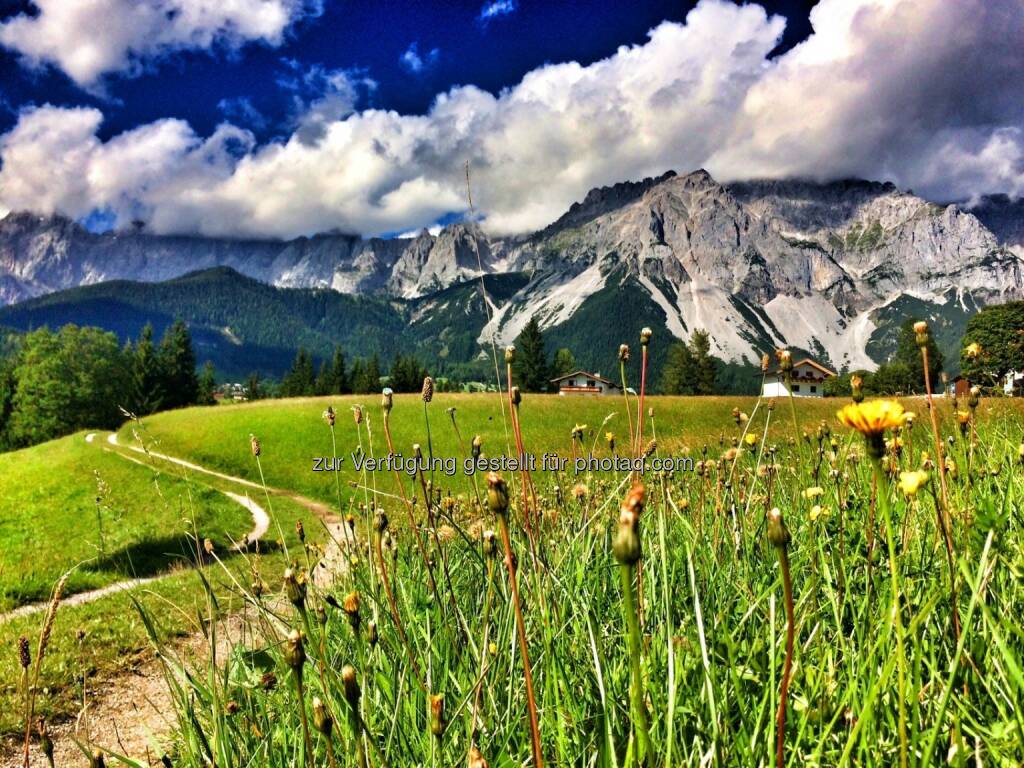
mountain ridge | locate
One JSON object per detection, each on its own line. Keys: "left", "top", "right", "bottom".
{"left": 2, "top": 169, "right": 1022, "bottom": 373}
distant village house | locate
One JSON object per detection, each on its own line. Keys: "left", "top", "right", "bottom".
{"left": 551, "top": 370, "right": 621, "bottom": 395}
{"left": 761, "top": 357, "right": 836, "bottom": 398}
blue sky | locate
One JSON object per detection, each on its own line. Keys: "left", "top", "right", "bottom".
{"left": 0, "top": 0, "right": 1021, "bottom": 239}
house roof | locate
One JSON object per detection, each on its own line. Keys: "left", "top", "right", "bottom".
{"left": 550, "top": 370, "right": 620, "bottom": 387}
{"left": 759, "top": 357, "right": 837, "bottom": 378}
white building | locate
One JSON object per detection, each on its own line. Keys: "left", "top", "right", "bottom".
{"left": 551, "top": 370, "right": 621, "bottom": 395}
{"left": 762, "top": 358, "right": 836, "bottom": 398}
{"left": 1004, "top": 370, "right": 1024, "bottom": 396}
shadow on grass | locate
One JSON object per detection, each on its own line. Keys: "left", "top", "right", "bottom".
{"left": 83, "top": 535, "right": 282, "bottom": 580}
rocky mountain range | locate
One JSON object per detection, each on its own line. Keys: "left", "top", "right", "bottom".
{"left": 1, "top": 169, "right": 1022, "bottom": 373}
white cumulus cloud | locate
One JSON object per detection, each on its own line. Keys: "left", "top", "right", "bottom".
{"left": 400, "top": 42, "right": 440, "bottom": 74}
{"left": 0, "top": 0, "right": 1022, "bottom": 240}
{"left": 0, "top": 0, "right": 319, "bottom": 86}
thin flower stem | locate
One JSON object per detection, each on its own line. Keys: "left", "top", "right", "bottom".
{"left": 620, "top": 562, "right": 653, "bottom": 766}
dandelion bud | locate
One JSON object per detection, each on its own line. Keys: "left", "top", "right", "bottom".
{"left": 641, "top": 439, "right": 657, "bottom": 460}
{"left": 346, "top": 513, "right": 356, "bottom": 531}
{"left": 261, "top": 671, "right": 278, "bottom": 690}
{"left": 368, "top": 621, "right": 379, "bottom": 647}
{"left": 898, "top": 469, "right": 929, "bottom": 497}
{"left": 295, "top": 520, "right": 305, "bottom": 543}
{"left": 313, "top": 697, "right": 333, "bottom": 737}
{"left": 913, "top": 320, "right": 929, "bottom": 347}
{"left": 284, "top": 568, "right": 306, "bottom": 610}
{"left": 619, "top": 344, "right": 630, "bottom": 362}
{"left": 504, "top": 345, "right": 516, "bottom": 364}
{"left": 732, "top": 407, "right": 741, "bottom": 424}
{"left": 486, "top": 472, "right": 509, "bottom": 516}
{"left": 284, "top": 629, "right": 305, "bottom": 673}
{"left": 467, "top": 746, "right": 490, "bottom": 768}
{"left": 225, "top": 700, "right": 240, "bottom": 715}
{"left": 91, "top": 749, "right": 107, "bottom": 768}
{"left": 471, "top": 435, "right": 482, "bottom": 459}
{"left": 315, "top": 604, "right": 327, "bottom": 627}
{"left": 776, "top": 349, "right": 792, "bottom": 372}
{"left": 323, "top": 406, "right": 336, "bottom": 427}
{"left": 850, "top": 374, "right": 864, "bottom": 403}
{"left": 612, "top": 484, "right": 645, "bottom": 565}
{"left": 250, "top": 434, "right": 261, "bottom": 457}
{"left": 203, "top": 538, "right": 214, "bottom": 555}
{"left": 605, "top": 432, "right": 615, "bottom": 451}
{"left": 342, "top": 590, "right": 361, "bottom": 633}
{"left": 413, "top": 443, "right": 423, "bottom": 459}
{"left": 351, "top": 405, "right": 363, "bottom": 425}
{"left": 18, "top": 636, "right": 30, "bottom": 670}
{"left": 429, "top": 693, "right": 446, "bottom": 737}
{"left": 422, "top": 376, "right": 434, "bottom": 403}
{"left": 766, "top": 508, "right": 791, "bottom": 548}
{"left": 482, "top": 530, "right": 497, "bottom": 558}
{"left": 510, "top": 386, "right": 521, "bottom": 406}
{"left": 968, "top": 385, "right": 981, "bottom": 409}
{"left": 341, "top": 664, "right": 361, "bottom": 706}
{"left": 640, "top": 327, "right": 652, "bottom": 346}
{"left": 381, "top": 387, "right": 393, "bottom": 413}
{"left": 374, "top": 509, "right": 389, "bottom": 533}
{"left": 761, "top": 353, "right": 771, "bottom": 373}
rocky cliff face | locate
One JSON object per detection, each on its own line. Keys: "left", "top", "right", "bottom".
{"left": 2, "top": 170, "right": 1022, "bottom": 370}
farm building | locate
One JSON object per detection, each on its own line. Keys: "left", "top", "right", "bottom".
{"left": 551, "top": 370, "right": 621, "bottom": 395}
{"left": 761, "top": 357, "right": 836, "bottom": 398}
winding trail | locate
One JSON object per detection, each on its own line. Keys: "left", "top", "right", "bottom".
{"left": 1, "top": 430, "right": 350, "bottom": 767}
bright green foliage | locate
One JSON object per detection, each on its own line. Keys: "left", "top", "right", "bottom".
{"left": 552, "top": 347, "right": 577, "bottom": 379}
{"left": 351, "top": 353, "right": 382, "bottom": 393}
{"left": 514, "top": 315, "right": 551, "bottom": 391}
{"left": 280, "top": 348, "right": 316, "bottom": 397}
{"left": 197, "top": 360, "right": 217, "bottom": 405}
{"left": 158, "top": 319, "right": 199, "bottom": 409}
{"left": 131, "top": 323, "right": 165, "bottom": 413}
{"left": 388, "top": 353, "right": 429, "bottom": 392}
{"left": 960, "top": 300, "right": 1024, "bottom": 386}
{"left": 661, "top": 329, "right": 717, "bottom": 394}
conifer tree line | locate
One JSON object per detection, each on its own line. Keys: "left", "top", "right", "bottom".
{"left": 0, "top": 320, "right": 204, "bottom": 451}
{"left": 277, "top": 348, "right": 454, "bottom": 395}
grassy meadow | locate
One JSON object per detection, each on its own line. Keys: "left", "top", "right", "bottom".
{"left": 6, "top": 381, "right": 1024, "bottom": 765}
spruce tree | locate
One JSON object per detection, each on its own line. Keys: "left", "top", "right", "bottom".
{"left": 328, "top": 346, "right": 349, "bottom": 394}
{"left": 690, "top": 329, "right": 718, "bottom": 395}
{"left": 282, "top": 348, "right": 316, "bottom": 397}
{"left": 133, "top": 323, "right": 165, "bottom": 414}
{"left": 158, "top": 319, "right": 199, "bottom": 408}
{"left": 660, "top": 341, "right": 695, "bottom": 394}
{"left": 513, "top": 316, "right": 551, "bottom": 392}
{"left": 197, "top": 361, "right": 217, "bottom": 405}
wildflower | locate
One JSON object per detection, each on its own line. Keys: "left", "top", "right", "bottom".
{"left": 90, "top": 749, "right": 107, "bottom": 768}
{"left": 968, "top": 385, "right": 981, "bottom": 410}
{"left": 471, "top": 434, "right": 482, "bottom": 459}
{"left": 850, "top": 374, "right": 864, "bottom": 404}
{"left": 605, "top": 432, "right": 615, "bottom": 451}
{"left": 18, "top": 636, "right": 30, "bottom": 670}
{"left": 1018, "top": 443, "right": 1024, "bottom": 465}
{"left": 250, "top": 434, "right": 261, "bottom": 457}
{"left": 482, "top": 530, "right": 497, "bottom": 558}
{"left": 486, "top": 472, "right": 509, "bottom": 516}
{"left": 284, "top": 629, "right": 305, "bottom": 673}
{"left": 776, "top": 349, "right": 793, "bottom": 372}
{"left": 920, "top": 451, "right": 933, "bottom": 469}
{"left": 898, "top": 470, "right": 929, "bottom": 497}
{"left": 571, "top": 423, "right": 587, "bottom": 441}
{"left": 323, "top": 406, "right": 336, "bottom": 427}
{"left": 571, "top": 482, "right": 588, "bottom": 501}
{"left": 619, "top": 344, "right": 630, "bottom": 362}
{"left": 284, "top": 568, "right": 306, "bottom": 610}
{"left": 422, "top": 376, "right": 434, "bottom": 402}
{"left": 429, "top": 693, "right": 446, "bottom": 737}
{"left": 504, "top": 345, "right": 515, "bottom": 364}
{"left": 732, "top": 407, "right": 741, "bottom": 425}
{"left": 313, "top": 697, "right": 333, "bottom": 737}
{"left": 510, "top": 386, "right": 521, "bottom": 405}
{"left": 294, "top": 520, "right": 304, "bottom": 543}
{"left": 612, "top": 484, "right": 645, "bottom": 565}
{"left": 802, "top": 486, "right": 824, "bottom": 500}
{"left": 945, "top": 457, "right": 958, "bottom": 478}
{"left": 467, "top": 746, "right": 491, "bottom": 768}
{"left": 367, "top": 621, "right": 379, "bottom": 647}
{"left": 343, "top": 591, "right": 361, "bottom": 632}
{"left": 381, "top": 387, "right": 393, "bottom": 412}
{"left": 641, "top": 439, "right": 657, "bottom": 460}
{"left": 766, "top": 507, "right": 791, "bottom": 548}
{"left": 809, "top": 505, "right": 828, "bottom": 522}
{"left": 913, "top": 320, "right": 929, "bottom": 347}
{"left": 744, "top": 433, "right": 757, "bottom": 447}
{"left": 640, "top": 327, "right": 653, "bottom": 346}
{"left": 956, "top": 410, "right": 971, "bottom": 435}
{"left": 965, "top": 342, "right": 982, "bottom": 360}
{"left": 353, "top": 405, "right": 363, "bottom": 425}
{"left": 761, "top": 353, "right": 771, "bottom": 373}
{"left": 836, "top": 400, "right": 908, "bottom": 458}
{"left": 341, "top": 665, "right": 360, "bottom": 706}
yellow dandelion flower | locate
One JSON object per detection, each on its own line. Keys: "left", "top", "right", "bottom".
{"left": 744, "top": 433, "right": 757, "bottom": 447}
{"left": 898, "top": 469, "right": 929, "bottom": 497}
{"left": 802, "top": 486, "right": 824, "bottom": 499}
{"left": 809, "top": 504, "right": 828, "bottom": 522}
{"left": 965, "top": 342, "right": 981, "bottom": 360}
{"left": 836, "top": 400, "right": 907, "bottom": 436}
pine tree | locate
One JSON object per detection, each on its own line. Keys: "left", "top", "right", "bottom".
{"left": 660, "top": 341, "right": 695, "bottom": 394}
{"left": 197, "top": 361, "right": 217, "bottom": 405}
{"left": 359, "top": 354, "right": 382, "bottom": 393}
{"left": 315, "top": 360, "right": 332, "bottom": 396}
{"left": 513, "top": 316, "right": 551, "bottom": 392}
{"left": 245, "top": 371, "right": 263, "bottom": 401}
{"left": 281, "top": 348, "right": 316, "bottom": 397}
{"left": 158, "top": 319, "right": 199, "bottom": 409}
{"left": 328, "top": 346, "right": 349, "bottom": 394}
{"left": 690, "top": 329, "right": 718, "bottom": 395}
{"left": 133, "top": 323, "right": 165, "bottom": 414}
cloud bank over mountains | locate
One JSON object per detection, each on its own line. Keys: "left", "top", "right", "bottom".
{"left": 0, "top": 0, "right": 1022, "bottom": 240}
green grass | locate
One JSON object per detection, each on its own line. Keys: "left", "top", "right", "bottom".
{"left": 92, "top": 391, "right": 1024, "bottom": 766}
{"left": 0, "top": 433, "right": 253, "bottom": 611}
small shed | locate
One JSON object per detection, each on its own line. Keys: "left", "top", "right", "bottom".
{"left": 551, "top": 370, "right": 621, "bottom": 396}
